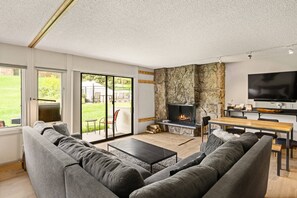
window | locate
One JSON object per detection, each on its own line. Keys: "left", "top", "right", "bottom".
{"left": 0, "top": 66, "right": 22, "bottom": 128}
{"left": 38, "top": 70, "right": 63, "bottom": 122}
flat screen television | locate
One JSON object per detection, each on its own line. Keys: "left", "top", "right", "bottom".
{"left": 248, "top": 71, "right": 297, "bottom": 102}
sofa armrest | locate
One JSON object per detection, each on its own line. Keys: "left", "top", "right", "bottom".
{"left": 71, "top": 133, "right": 82, "bottom": 139}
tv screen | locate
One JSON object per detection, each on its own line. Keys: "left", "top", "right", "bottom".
{"left": 248, "top": 71, "right": 297, "bottom": 102}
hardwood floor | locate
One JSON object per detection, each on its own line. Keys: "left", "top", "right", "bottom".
{"left": 0, "top": 132, "right": 296, "bottom": 198}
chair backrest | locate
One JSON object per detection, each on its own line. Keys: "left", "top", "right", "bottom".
{"left": 258, "top": 118, "right": 279, "bottom": 122}
{"left": 0, "top": 121, "right": 5, "bottom": 128}
{"left": 114, "top": 109, "right": 120, "bottom": 121}
{"left": 231, "top": 115, "right": 247, "bottom": 119}
{"left": 202, "top": 116, "right": 211, "bottom": 127}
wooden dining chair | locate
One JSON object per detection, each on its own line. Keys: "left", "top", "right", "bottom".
{"left": 201, "top": 116, "right": 215, "bottom": 142}
{"left": 226, "top": 115, "right": 247, "bottom": 135}
{"left": 255, "top": 118, "right": 278, "bottom": 139}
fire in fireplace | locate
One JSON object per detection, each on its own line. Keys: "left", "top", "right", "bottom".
{"left": 168, "top": 104, "right": 196, "bottom": 126}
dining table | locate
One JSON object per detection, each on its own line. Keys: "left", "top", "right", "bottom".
{"left": 208, "top": 117, "right": 294, "bottom": 171}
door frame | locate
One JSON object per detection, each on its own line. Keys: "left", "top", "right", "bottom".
{"left": 80, "top": 72, "right": 134, "bottom": 144}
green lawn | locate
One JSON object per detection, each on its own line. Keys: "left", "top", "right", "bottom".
{"left": 0, "top": 75, "right": 21, "bottom": 127}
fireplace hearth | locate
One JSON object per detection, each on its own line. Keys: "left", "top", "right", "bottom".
{"left": 168, "top": 104, "right": 196, "bottom": 126}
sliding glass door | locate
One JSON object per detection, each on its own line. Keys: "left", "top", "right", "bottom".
{"left": 81, "top": 73, "right": 133, "bottom": 143}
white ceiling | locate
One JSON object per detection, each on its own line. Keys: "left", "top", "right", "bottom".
{"left": 1, "top": 0, "right": 297, "bottom": 68}
{"left": 0, "top": 0, "right": 63, "bottom": 46}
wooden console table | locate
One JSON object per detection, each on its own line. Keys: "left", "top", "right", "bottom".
{"left": 208, "top": 117, "right": 293, "bottom": 171}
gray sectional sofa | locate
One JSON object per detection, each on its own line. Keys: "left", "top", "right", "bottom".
{"left": 23, "top": 125, "right": 272, "bottom": 198}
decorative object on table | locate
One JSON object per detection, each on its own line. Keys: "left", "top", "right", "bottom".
{"left": 146, "top": 124, "right": 162, "bottom": 133}
{"left": 227, "top": 105, "right": 235, "bottom": 110}
{"left": 234, "top": 104, "right": 245, "bottom": 110}
{"left": 257, "top": 108, "right": 283, "bottom": 113}
{"left": 276, "top": 102, "right": 284, "bottom": 109}
{"left": 245, "top": 104, "right": 253, "bottom": 111}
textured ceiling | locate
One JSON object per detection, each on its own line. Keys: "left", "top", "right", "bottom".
{"left": 1, "top": 1, "right": 297, "bottom": 68}
{"left": 0, "top": 0, "right": 63, "bottom": 46}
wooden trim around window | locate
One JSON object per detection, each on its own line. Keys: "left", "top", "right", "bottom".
{"left": 138, "top": 117, "right": 155, "bottom": 122}
{"left": 138, "top": 70, "right": 154, "bottom": 76}
{"left": 138, "top": 80, "right": 155, "bottom": 84}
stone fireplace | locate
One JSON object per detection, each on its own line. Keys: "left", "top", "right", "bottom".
{"left": 155, "top": 63, "right": 225, "bottom": 137}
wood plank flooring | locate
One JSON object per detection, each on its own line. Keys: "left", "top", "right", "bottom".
{"left": 0, "top": 132, "right": 296, "bottom": 198}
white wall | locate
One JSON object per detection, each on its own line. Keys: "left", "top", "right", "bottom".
{"left": 137, "top": 67, "right": 155, "bottom": 132}
{"left": 225, "top": 59, "right": 297, "bottom": 139}
{"left": 0, "top": 43, "right": 154, "bottom": 164}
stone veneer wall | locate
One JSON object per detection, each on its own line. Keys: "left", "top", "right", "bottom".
{"left": 155, "top": 63, "right": 225, "bottom": 135}
{"left": 195, "top": 63, "right": 225, "bottom": 122}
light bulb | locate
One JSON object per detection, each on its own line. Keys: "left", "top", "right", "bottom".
{"left": 288, "top": 49, "right": 294, "bottom": 55}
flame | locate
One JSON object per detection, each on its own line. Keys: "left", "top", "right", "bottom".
{"left": 178, "top": 114, "right": 191, "bottom": 121}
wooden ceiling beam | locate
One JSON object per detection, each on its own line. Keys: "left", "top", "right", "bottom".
{"left": 28, "top": 0, "right": 76, "bottom": 48}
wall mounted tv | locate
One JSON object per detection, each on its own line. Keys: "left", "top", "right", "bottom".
{"left": 248, "top": 71, "right": 297, "bottom": 102}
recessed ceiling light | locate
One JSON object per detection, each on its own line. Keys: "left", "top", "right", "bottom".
{"left": 248, "top": 52, "right": 252, "bottom": 59}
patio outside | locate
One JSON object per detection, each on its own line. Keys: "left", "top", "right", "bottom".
{"left": 81, "top": 74, "right": 132, "bottom": 142}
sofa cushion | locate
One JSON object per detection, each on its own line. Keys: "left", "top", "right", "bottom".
{"left": 58, "top": 136, "right": 91, "bottom": 164}
{"left": 170, "top": 153, "right": 206, "bottom": 176}
{"left": 82, "top": 150, "right": 144, "bottom": 198}
{"left": 235, "top": 132, "right": 258, "bottom": 152}
{"left": 33, "top": 121, "right": 53, "bottom": 135}
{"left": 144, "top": 165, "right": 179, "bottom": 185}
{"left": 53, "top": 123, "right": 70, "bottom": 136}
{"left": 204, "top": 134, "right": 225, "bottom": 155}
{"left": 43, "top": 128, "right": 65, "bottom": 145}
{"left": 122, "top": 159, "right": 152, "bottom": 180}
{"left": 130, "top": 165, "right": 217, "bottom": 198}
{"left": 176, "top": 152, "right": 203, "bottom": 167}
{"left": 201, "top": 140, "right": 244, "bottom": 178}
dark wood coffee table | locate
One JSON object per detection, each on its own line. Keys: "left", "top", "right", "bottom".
{"left": 107, "top": 138, "right": 177, "bottom": 172}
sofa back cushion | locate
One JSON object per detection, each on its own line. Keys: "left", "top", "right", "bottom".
{"left": 235, "top": 132, "right": 258, "bottom": 152}
{"left": 43, "top": 128, "right": 66, "bottom": 145}
{"left": 58, "top": 136, "right": 96, "bottom": 165}
{"left": 82, "top": 151, "right": 144, "bottom": 198}
{"left": 33, "top": 121, "right": 53, "bottom": 135}
{"left": 204, "top": 134, "right": 225, "bottom": 155}
{"left": 201, "top": 140, "right": 244, "bottom": 178}
{"left": 130, "top": 165, "right": 217, "bottom": 198}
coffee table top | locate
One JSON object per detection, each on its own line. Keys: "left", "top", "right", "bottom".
{"left": 108, "top": 138, "right": 177, "bottom": 165}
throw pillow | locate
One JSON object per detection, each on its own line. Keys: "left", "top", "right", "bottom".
{"left": 201, "top": 140, "right": 244, "bottom": 178}
{"left": 234, "top": 132, "right": 258, "bottom": 152}
{"left": 43, "top": 128, "right": 65, "bottom": 145}
{"left": 130, "top": 165, "right": 218, "bottom": 198}
{"left": 204, "top": 134, "right": 225, "bottom": 155}
{"left": 82, "top": 150, "right": 144, "bottom": 198}
{"left": 53, "top": 123, "right": 70, "bottom": 136}
{"left": 33, "top": 121, "right": 53, "bottom": 135}
{"left": 170, "top": 153, "right": 206, "bottom": 176}
{"left": 212, "top": 129, "right": 240, "bottom": 142}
